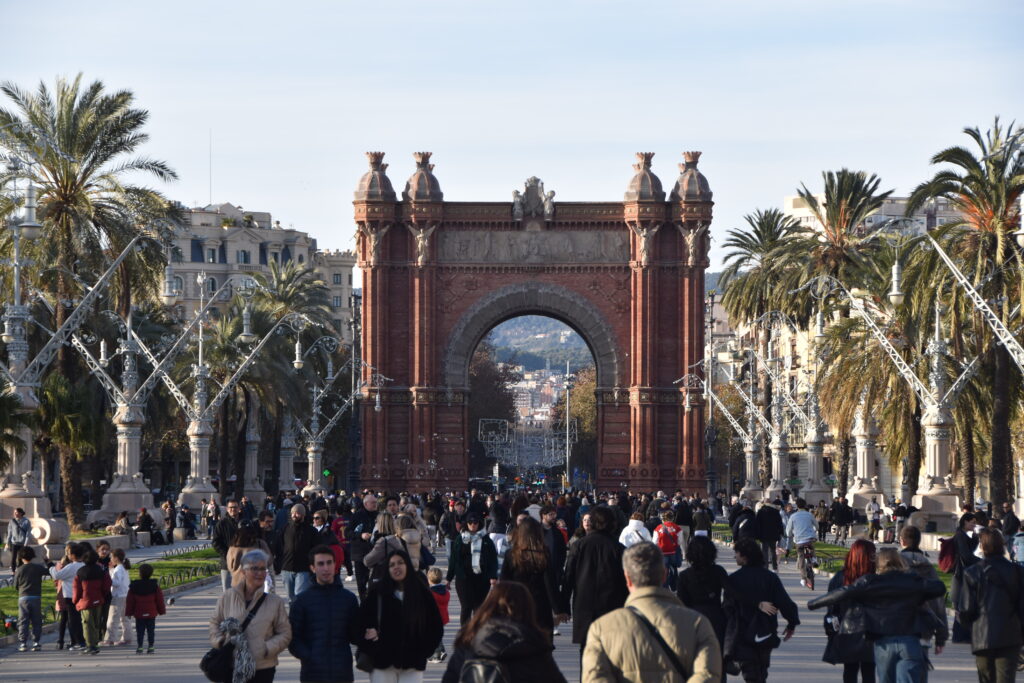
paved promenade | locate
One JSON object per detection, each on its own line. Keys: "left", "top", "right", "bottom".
{"left": 0, "top": 539, "right": 980, "bottom": 682}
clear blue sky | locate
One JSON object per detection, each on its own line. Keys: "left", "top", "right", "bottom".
{"left": 4, "top": 1, "right": 1021, "bottom": 270}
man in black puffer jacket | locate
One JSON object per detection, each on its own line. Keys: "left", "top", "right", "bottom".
{"left": 275, "top": 503, "right": 318, "bottom": 601}
{"left": 289, "top": 545, "right": 361, "bottom": 683}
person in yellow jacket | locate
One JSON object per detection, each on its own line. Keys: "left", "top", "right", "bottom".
{"left": 583, "top": 541, "right": 722, "bottom": 682}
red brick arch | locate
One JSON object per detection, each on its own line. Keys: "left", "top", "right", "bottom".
{"left": 354, "top": 152, "right": 713, "bottom": 493}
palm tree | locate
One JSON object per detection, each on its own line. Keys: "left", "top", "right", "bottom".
{"left": 719, "top": 209, "right": 801, "bottom": 485}
{"left": 775, "top": 169, "right": 894, "bottom": 496}
{"left": 0, "top": 378, "right": 33, "bottom": 471}
{"left": 254, "top": 260, "right": 331, "bottom": 324}
{"left": 907, "top": 119, "right": 1024, "bottom": 507}
{"left": 0, "top": 74, "right": 177, "bottom": 525}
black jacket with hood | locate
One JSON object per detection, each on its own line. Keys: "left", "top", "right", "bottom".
{"left": 440, "top": 616, "right": 566, "bottom": 683}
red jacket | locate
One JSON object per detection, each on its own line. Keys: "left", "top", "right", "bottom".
{"left": 72, "top": 563, "right": 112, "bottom": 611}
{"left": 429, "top": 583, "right": 450, "bottom": 625}
{"left": 125, "top": 578, "right": 166, "bottom": 620}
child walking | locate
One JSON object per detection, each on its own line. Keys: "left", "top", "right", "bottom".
{"left": 125, "top": 563, "right": 165, "bottom": 654}
{"left": 72, "top": 548, "right": 112, "bottom": 655}
{"left": 101, "top": 549, "right": 131, "bottom": 646}
{"left": 426, "top": 567, "right": 450, "bottom": 663}
{"left": 14, "top": 547, "right": 49, "bottom": 652}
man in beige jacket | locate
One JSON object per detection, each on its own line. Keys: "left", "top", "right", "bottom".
{"left": 583, "top": 542, "right": 722, "bottom": 683}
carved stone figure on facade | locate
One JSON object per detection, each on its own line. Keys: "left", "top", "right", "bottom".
{"left": 678, "top": 221, "right": 710, "bottom": 266}
{"left": 359, "top": 223, "right": 391, "bottom": 266}
{"left": 629, "top": 222, "right": 661, "bottom": 267}
{"left": 511, "top": 190, "right": 524, "bottom": 221}
{"left": 543, "top": 191, "right": 556, "bottom": 221}
{"left": 406, "top": 223, "right": 438, "bottom": 267}
{"left": 522, "top": 177, "right": 546, "bottom": 217}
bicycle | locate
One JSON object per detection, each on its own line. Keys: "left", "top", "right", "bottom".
{"left": 797, "top": 541, "right": 816, "bottom": 590}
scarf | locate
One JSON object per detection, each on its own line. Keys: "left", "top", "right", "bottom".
{"left": 215, "top": 616, "right": 256, "bottom": 683}
{"left": 462, "top": 530, "right": 485, "bottom": 574}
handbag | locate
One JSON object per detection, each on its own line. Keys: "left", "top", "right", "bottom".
{"left": 355, "top": 594, "right": 382, "bottom": 673}
{"left": 200, "top": 593, "right": 267, "bottom": 683}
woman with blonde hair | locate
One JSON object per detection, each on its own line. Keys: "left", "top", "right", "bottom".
{"left": 365, "top": 513, "right": 426, "bottom": 574}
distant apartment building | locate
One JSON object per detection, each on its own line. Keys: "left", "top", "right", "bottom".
{"left": 167, "top": 202, "right": 357, "bottom": 343}
{"left": 784, "top": 194, "right": 962, "bottom": 237}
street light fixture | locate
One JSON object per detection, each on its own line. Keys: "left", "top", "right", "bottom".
{"left": 888, "top": 261, "right": 905, "bottom": 307}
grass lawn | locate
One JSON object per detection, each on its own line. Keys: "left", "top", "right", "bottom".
{"left": 0, "top": 548, "right": 219, "bottom": 635}
{"left": 68, "top": 530, "right": 110, "bottom": 540}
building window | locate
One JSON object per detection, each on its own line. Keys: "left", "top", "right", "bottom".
{"left": 348, "top": 274, "right": 353, "bottom": 285}
{"left": 236, "top": 250, "right": 251, "bottom": 264}
{"left": 173, "top": 276, "right": 184, "bottom": 295}
{"left": 332, "top": 296, "right": 342, "bottom": 308}
{"left": 271, "top": 252, "right": 280, "bottom": 263}
{"left": 207, "top": 277, "right": 217, "bottom": 293}
{"left": 333, "top": 319, "right": 343, "bottom": 331}
{"left": 191, "top": 239, "right": 204, "bottom": 262}
{"left": 333, "top": 273, "right": 342, "bottom": 285}
{"left": 297, "top": 253, "right": 304, "bottom": 264}
{"left": 259, "top": 243, "right": 268, "bottom": 265}
{"left": 206, "top": 248, "right": 217, "bottom": 263}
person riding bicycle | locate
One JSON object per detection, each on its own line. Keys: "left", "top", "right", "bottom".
{"left": 785, "top": 498, "right": 818, "bottom": 589}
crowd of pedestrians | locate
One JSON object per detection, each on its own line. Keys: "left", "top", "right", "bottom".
{"left": 8, "top": 487, "right": 1024, "bottom": 682}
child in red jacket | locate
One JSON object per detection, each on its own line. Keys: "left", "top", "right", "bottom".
{"left": 426, "top": 567, "right": 450, "bottom": 663}
{"left": 125, "top": 564, "right": 165, "bottom": 654}
{"left": 72, "top": 549, "right": 112, "bottom": 655}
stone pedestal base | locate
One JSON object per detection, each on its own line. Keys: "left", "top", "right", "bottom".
{"left": 764, "top": 480, "right": 783, "bottom": 503}
{"left": 911, "top": 489, "right": 960, "bottom": 535}
{"left": 241, "top": 479, "right": 266, "bottom": 502}
{"left": 849, "top": 490, "right": 886, "bottom": 513}
{"left": 301, "top": 481, "right": 327, "bottom": 496}
{"left": 739, "top": 484, "right": 763, "bottom": 502}
{"left": 0, "top": 495, "right": 68, "bottom": 545}
{"left": 86, "top": 489, "right": 163, "bottom": 528}
{"left": 178, "top": 483, "right": 218, "bottom": 511}
{"left": 800, "top": 483, "right": 833, "bottom": 507}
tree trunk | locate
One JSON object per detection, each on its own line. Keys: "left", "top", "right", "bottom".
{"left": 990, "top": 344, "right": 1012, "bottom": 508}
{"left": 837, "top": 436, "right": 851, "bottom": 498}
{"left": 218, "top": 401, "right": 230, "bottom": 498}
{"left": 962, "top": 433, "right": 977, "bottom": 508}
{"left": 59, "top": 446, "right": 84, "bottom": 530}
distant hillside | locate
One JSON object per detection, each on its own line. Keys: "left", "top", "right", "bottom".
{"left": 483, "top": 275, "right": 724, "bottom": 371}
{"left": 486, "top": 316, "right": 591, "bottom": 372}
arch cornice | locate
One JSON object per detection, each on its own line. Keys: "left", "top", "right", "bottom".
{"left": 442, "top": 283, "right": 621, "bottom": 391}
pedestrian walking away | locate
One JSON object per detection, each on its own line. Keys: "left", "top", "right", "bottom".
{"left": 442, "top": 580, "right": 566, "bottom": 683}
{"left": 125, "top": 562, "right": 165, "bottom": 653}
{"left": 584, "top": 541, "right": 722, "bottom": 682}
{"left": 13, "top": 546, "right": 49, "bottom": 652}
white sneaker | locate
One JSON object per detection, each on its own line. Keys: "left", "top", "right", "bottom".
{"left": 345, "top": 575, "right": 354, "bottom": 582}
{"left": 552, "top": 628, "right": 561, "bottom": 636}
{"left": 800, "top": 579, "right": 808, "bottom": 589}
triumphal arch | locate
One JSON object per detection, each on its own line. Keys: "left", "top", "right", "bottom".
{"left": 353, "top": 151, "right": 714, "bottom": 492}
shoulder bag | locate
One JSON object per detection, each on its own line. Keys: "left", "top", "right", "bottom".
{"left": 627, "top": 606, "right": 688, "bottom": 679}
{"left": 200, "top": 593, "right": 267, "bottom": 683}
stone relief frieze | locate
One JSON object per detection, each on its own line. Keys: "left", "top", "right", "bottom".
{"left": 437, "top": 230, "right": 629, "bottom": 264}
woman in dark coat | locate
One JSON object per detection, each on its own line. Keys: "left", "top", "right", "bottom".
{"left": 441, "top": 580, "right": 566, "bottom": 683}
{"left": 819, "top": 539, "right": 876, "bottom": 683}
{"left": 561, "top": 505, "right": 628, "bottom": 654}
{"left": 500, "top": 516, "right": 567, "bottom": 632}
{"left": 959, "top": 527, "right": 1024, "bottom": 682}
{"left": 446, "top": 513, "right": 498, "bottom": 626}
{"left": 951, "top": 512, "right": 980, "bottom": 643}
{"left": 677, "top": 535, "right": 729, "bottom": 680}
{"left": 360, "top": 550, "right": 442, "bottom": 679}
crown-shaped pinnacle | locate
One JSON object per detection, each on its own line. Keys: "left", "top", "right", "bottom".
{"left": 413, "top": 151, "right": 433, "bottom": 167}
{"left": 366, "top": 151, "right": 386, "bottom": 168}
{"left": 633, "top": 152, "right": 655, "bottom": 172}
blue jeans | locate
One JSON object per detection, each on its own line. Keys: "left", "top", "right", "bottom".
{"left": 282, "top": 570, "right": 311, "bottom": 601}
{"left": 873, "top": 635, "right": 924, "bottom": 683}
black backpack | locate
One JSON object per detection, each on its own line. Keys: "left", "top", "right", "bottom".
{"left": 459, "top": 658, "right": 511, "bottom": 683}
